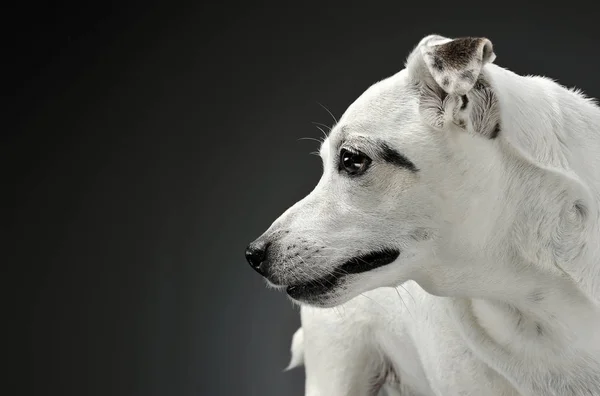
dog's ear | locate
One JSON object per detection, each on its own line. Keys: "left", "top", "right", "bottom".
{"left": 407, "top": 35, "right": 500, "bottom": 139}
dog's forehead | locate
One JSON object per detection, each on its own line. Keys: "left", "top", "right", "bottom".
{"left": 328, "top": 70, "right": 418, "bottom": 144}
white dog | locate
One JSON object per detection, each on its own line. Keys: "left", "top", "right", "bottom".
{"left": 245, "top": 34, "right": 600, "bottom": 395}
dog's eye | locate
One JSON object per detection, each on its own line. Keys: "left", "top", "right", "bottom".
{"left": 339, "top": 148, "right": 371, "bottom": 175}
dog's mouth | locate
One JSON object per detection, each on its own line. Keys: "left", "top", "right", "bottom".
{"left": 285, "top": 248, "right": 400, "bottom": 301}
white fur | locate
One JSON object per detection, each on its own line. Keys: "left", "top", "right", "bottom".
{"left": 285, "top": 327, "right": 304, "bottom": 371}
{"left": 255, "top": 35, "right": 600, "bottom": 395}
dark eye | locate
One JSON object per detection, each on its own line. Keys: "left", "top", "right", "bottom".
{"left": 339, "top": 148, "right": 372, "bottom": 175}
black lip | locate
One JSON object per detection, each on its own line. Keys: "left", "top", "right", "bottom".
{"left": 286, "top": 248, "right": 400, "bottom": 300}
{"left": 286, "top": 271, "right": 340, "bottom": 300}
{"left": 339, "top": 248, "right": 400, "bottom": 275}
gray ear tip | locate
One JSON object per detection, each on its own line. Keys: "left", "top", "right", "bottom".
{"left": 480, "top": 38, "right": 496, "bottom": 63}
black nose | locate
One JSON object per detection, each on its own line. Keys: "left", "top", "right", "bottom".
{"left": 245, "top": 241, "right": 269, "bottom": 276}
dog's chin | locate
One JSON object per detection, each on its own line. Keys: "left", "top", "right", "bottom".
{"left": 287, "top": 292, "right": 346, "bottom": 308}
{"left": 283, "top": 248, "right": 400, "bottom": 307}
{"left": 284, "top": 279, "right": 348, "bottom": 308}
{"left": 264, "top": 279, "right": 288, "bottom": 291}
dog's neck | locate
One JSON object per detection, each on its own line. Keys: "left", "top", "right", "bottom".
{"left": 490, "top": 64, "right": 600, "bottom": 303}
{"left": 414, "top": 181, "right": 600, "bottom": 393}
{"left": 443, "top": 292, "right": 600, "bottom": 395}
{"left": 467, "top": 264, "right": 600, "bottom": 350}
{"left": 420, "top": 231, "right": 600, "bottom": 394}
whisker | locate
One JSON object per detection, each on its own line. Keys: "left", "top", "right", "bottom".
{"left": 311, "top": 121, "right": 332, "bottom": 132}
{"left": 395, "top": 287, "right": 413, "bottom": 320}
{"left": 292, "top": 258, "right": 322, "bottom": 289}
{"left": 297, "top": 137, "right": 324, "bottom": 144}
{"left": 313, "top": 125, "right": 329, "bottom": 140}
{"left": 359, "top": 292, "right": 390, "bottom": 314}
{"left": 400, "top": 284, "right": 416, "bottom": 305}
{"left": 295, "top": 256, "right": 328, "bottom": 287}
{"left": 317, "top": 101, "right": 338, "bottom": 124}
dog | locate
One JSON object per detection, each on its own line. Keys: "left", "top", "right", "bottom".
{"left": 245, "top": 35, "right": 600, "bottom": 395}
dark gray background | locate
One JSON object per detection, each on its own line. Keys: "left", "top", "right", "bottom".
{"left": 6, "top": 1, "right": 598, "bottom": 395}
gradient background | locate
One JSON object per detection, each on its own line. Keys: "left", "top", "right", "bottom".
{"left": 6, "top": 1, "right": 598, "bottom": 395}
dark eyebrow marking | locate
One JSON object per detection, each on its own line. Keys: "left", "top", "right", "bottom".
{"left": 379, "top": 142, "right": 419, "bottom": 172}
{"left": 338, "top": 133, "right": 418, "bottom": 173}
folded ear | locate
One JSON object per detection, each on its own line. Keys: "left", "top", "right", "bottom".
{"left": 407, "top": 35, "right": 500, "bottom": 139}
{"left": 421, "top": 36, "right": 496, "bottom": 96}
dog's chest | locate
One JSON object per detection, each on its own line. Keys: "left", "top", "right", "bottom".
{"left": 373, "top": 288, "right": 519, "bottom": 395}
{"left": 442, "top": 298, "right": 600, "bottom": 396}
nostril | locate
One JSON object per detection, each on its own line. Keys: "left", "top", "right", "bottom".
{"left": 245, "top": 246, "right": 264, "bottom": 267}
{"left": 245, "top": 241, "right": 270, "bottom": 274}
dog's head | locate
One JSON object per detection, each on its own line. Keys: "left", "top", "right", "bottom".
{"left": 245, "top": 35, "right": 594, "bottom": 307}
